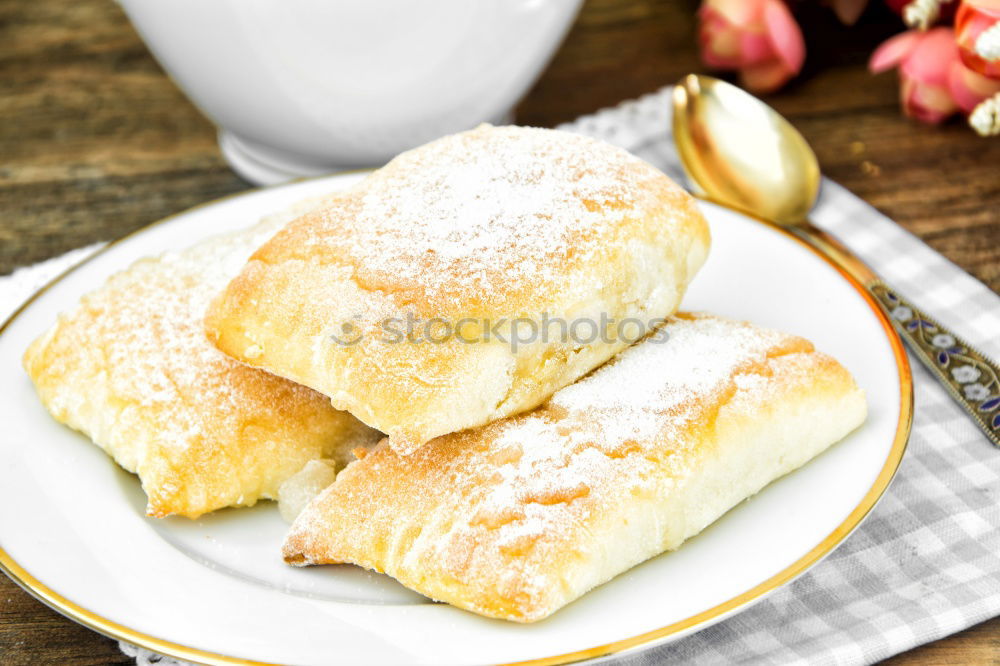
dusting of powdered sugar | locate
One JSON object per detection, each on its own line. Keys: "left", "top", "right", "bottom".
{"left": 551, "top": 314, "right": 791, "bottom": 443}
{"left": 38, "top": 196, "right": 354, "bottom": 452}
{"left": 461, "top": 314, "right": 802, "bottom": 546}
{"left": 303, "top": 125, "right": 681, "bottom": 308}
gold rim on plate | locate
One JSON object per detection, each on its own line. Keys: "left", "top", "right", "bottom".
{"left": 0, "top": 184, "right": 913, "bottom": 666}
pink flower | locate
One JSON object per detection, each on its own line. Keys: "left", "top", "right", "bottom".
{"left": 698, "top": 0, "right": 806, "bottom": 93}
{"left": 955, "top": 0, "right": 1000, "bottom": 79}
{"left": 869, "top": 27, "right": 1000, "bottom": 123}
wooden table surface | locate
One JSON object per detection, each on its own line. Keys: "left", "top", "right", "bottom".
{"left": 1, "top": 0, "right": 998, "bottom": 663}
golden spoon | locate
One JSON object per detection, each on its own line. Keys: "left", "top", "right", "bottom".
{"left": 672, "top": 73, "right": 1000, "bottom": 447}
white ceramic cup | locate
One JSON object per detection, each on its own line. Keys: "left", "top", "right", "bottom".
{"left": 118, "top": 0, "right": 583, "bottom": 184}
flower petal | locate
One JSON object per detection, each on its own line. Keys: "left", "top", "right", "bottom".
{"left": 703, "top": 0, "right": 763, "bottom": 26}
{"left": 901, "top": 28, "right": 958, "bottom": 87}
{"left": 948, "top": 61, "right": 1000, "bottom": 113}
{"left": 700, "top": 23, "right": 745, "bottom": 67}
{"left": 903, "top": 77, "right": 958, "bottom": 123}
{"left": 869, "top": 30, "right": 922, "bottom": 73}
{"left": 762, "top": 0, "right": 806, "bottom": 74}
{"left": 741, "top": 59, "right": 795, "bottom": 92}
{"left": 739, "top": 30, "right": 776, "bottom": 65}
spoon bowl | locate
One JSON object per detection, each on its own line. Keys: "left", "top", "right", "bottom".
{"left": 672, "top": 74, "right": 821, "bottom": 227}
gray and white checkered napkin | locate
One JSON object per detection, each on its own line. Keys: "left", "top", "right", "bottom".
{"left": 3, "top": 87, "right": 998, "bottom": 666}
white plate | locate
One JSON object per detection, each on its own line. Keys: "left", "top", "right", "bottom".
{"left": 0, "top": 173, "right": 911, "bottom": 665}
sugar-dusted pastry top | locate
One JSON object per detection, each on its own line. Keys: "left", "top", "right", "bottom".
{"left": 280, "top": 123, "right": 692, "bottom": 314}
{"left": 283, "top": 313, "right": 867, "bottom": 622}
{"left": 23, "top": 200, "right": 380, "bottom": 519}
{"left": 207, "top": 125, "right": 711, "bottom": 453}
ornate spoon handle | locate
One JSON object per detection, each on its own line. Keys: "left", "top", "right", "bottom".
{"left": 869, "top": 282, "right": 1000, "bottom": 447}
{"left": 800, "top": 223, "right": 1000, "bottom": 448}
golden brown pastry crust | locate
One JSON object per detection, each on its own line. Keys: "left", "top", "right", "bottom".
{"left": 283, "top": 313, "right": 867, "bottom": 622}
{"left": 206, "top": 125, "right": 710, "bottom": 454}
{"left": 23, "top": 203, "right": 380, "bottom": 519}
